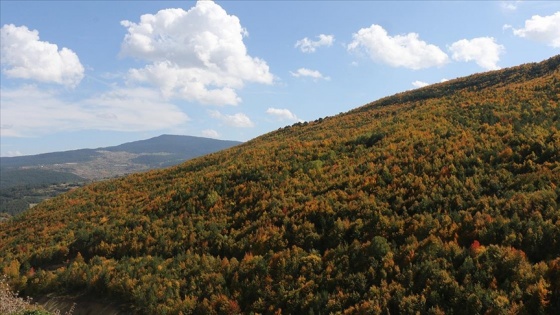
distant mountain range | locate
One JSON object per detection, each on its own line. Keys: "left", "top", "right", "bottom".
{"left": 1, "top": 134, "right": 242, "bottom": 180}
{"left": 0, "top": 134, "right": 242, "bottom": 215}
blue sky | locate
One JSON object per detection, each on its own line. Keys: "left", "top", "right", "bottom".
{"left": 1, "top": 1, "right": 559, "bottom": 157}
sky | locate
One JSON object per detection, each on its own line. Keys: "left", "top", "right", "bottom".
{"left": 1, "top": 1, "right": 559, "bottom": 157}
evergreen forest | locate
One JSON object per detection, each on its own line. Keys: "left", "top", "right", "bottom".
{"left": 1, "top": 55, "right": 559, "bottom": 314}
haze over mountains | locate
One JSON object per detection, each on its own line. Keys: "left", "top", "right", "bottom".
{"left": 1, "top": 56, "right": 559, "bottom": 314}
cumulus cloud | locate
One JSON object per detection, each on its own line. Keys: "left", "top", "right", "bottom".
{"left": 0, "top": 85, "right": 189, "bottom": 137}
{"left": 266, "top": 107, "right": 300, "bottom": 121}
{"left": 120, "top": 1, "right": 273, "bottom": 105}
{"left": 201, "top": 129, "right": 220, "bottom": 138}
{"left": 290, "top": 68, "right": 330, "bottom": 80}
{"left": 127, "top": 61, "right": 242, "bottom": 105}
{"left": 449, "top": 37, "right": 505, "bottom": 70}
{"left": 0, "top": 24, "right": 84, "bottom": 87}
{"left": 209, "top": 110, "right": 254, "bottom": 127}
{"left": 510, "top": 12, "right": 560, "bottom": 48}
{"left": 412, "top": 80, "right": 429, "bottom": 88}
{"left": 295, "top": 34, "right": 334, "bottom": 53}
{"left": 347, "top": 24, "right": 448, "bottom": 70}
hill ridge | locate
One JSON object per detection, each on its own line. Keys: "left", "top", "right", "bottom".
{"left": 1, "top": 55, "right": 559, "bottom": 314}
{"left": 353, "top": 54, "right": 560, "bottom": 113}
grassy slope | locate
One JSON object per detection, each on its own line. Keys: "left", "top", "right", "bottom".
{"left": 1, "top": 56, "right": 559, "bottom": 314}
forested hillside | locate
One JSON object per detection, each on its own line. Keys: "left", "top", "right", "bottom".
{"left": 1, "top": 56, "right": 559, "bottom": 314}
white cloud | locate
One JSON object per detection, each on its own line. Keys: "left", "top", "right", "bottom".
{"left": 201, "top": 129, "right": 220, "bottom": 138}
{"left": 295, "top": 34, "right": 334, "bottom": 53}
{"left": 0, "top": 85, "right": 189, "bottom": 137}
{"left": 449, "top": 37, "right": 504, "bottom": 70}
{"left": 501, "top": 1, "right": 522, "bottom": 11}
{"left": 120, "top": 1, "right": 273, "bottom": 105}
{"left": 127, "top": 61, "right": 242, "bottom": 105}
{"left": 412, "top": 78, "right": 449, "bottom": 88}
{"left": 510, "top": 12, "right": 560, "bottom": 48}
{"left": 4, "top": 151, "right": 23, "bottom": 157}
{"left": 209, "top": 110, "right": 253, "bottom": 127}
{"left": 266, "top": 107, "right": 300, "bottom": 121}
{"left": 290, "top": 68, "right": 330, "bottom": 80}
{"left": 412, "top": 80, "right": 429, "bottom": 88}
{"left": 347, "top": 24, "right": 449, "bottom": 70}
{"left": 84, "top": 88, "right": 191, "bottom": 131}
{"left": 0, "top": 24, "right": 84, "bottom": 88}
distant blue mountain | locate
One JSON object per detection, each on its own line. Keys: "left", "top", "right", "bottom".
{"left": 0, "top": 134, "right": 242, "bottom": 170}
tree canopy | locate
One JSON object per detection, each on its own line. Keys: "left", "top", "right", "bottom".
{"left": 1, "top": 55, "right": 559, "bottom": 314}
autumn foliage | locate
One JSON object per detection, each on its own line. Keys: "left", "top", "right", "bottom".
{"left": 1, "top": 55, "right": 560, "bottom": 314}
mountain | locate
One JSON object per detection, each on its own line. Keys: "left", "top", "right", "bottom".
{"left": 0, "top": 135, "right": 242, "bottom": 178}
{"left": 1, "top": 56, "right": 559, "bottom": 314}
{"left": 0, "top": 135, "right": 241, "bottom": 216}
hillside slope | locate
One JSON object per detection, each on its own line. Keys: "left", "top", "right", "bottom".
{"left": 1, "top": 56, "right": 559, "bottom": 314}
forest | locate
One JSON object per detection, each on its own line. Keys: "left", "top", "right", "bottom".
{"left": 0, "top": 168, "right": 87, "bottom": 217}
{"left": 0, "top": 55, "right": 559, "bottom": 314}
